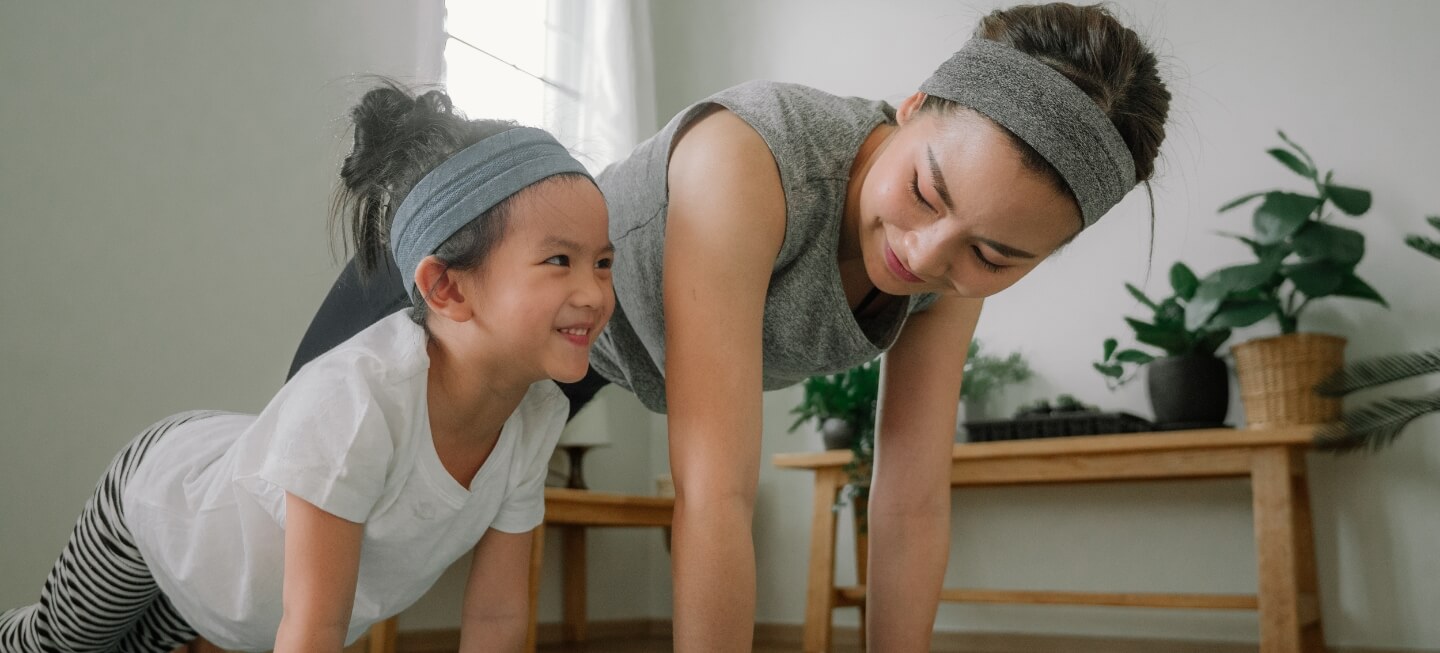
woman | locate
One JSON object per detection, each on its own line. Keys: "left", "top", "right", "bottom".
{"left": 290, "top": 4, "right": 1170, "bottom": 650}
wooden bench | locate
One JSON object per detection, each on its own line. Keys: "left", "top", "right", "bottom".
{"left": 772, "top": 425, "right": 1325, "bottom": 653}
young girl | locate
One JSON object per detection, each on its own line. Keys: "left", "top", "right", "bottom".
{"left": 292, "top": 4, "right": 1172, "bottom": 650}
{"left": 0, "top": 85, "right": 614, "bottom": 653}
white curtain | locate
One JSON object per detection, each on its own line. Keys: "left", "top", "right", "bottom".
{"left": 545, "top": 0, "right": 657, "bottom": 175}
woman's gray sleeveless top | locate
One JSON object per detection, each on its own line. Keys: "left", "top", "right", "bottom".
{"left": 590, "top": 81, "right": 939, "bottom": 414}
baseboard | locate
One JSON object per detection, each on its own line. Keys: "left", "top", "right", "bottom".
{"left": 392, "top": 620, "right": 1426, "bottom": 653}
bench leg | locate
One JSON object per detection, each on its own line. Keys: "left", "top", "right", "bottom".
{"left": 562, "top": 527, "right": 587, "bottom": 642}
{"left": 1253, "top": 448, "right": 1325, "bottom": 653}
{"left": 526, "top": 523, "right": 545, "bottom": 653}
{"left": 853, "top": 497, "right": 868, "bottom": 653}
{"left": 804, "top": 468, "right": 845, "bottom": 652}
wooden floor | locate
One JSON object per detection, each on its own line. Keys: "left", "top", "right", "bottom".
{"left": 536, "top": 638, "right": 864, "bottom": 653}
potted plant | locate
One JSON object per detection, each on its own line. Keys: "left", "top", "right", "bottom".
{"left": 959, "top": 339, "right": 1033, "bottom": 422}
{"left": 1185, "top": 131, "right": 1388, "bottom": 426}
{"left": 789, "top": 358, "right": 881, "bottom": 529}
{"left": 1093, "top": 262, "right": 1242, "bottom": 428}
{"left": 1315, "top": 216, "right": 1440, "bottom": 452}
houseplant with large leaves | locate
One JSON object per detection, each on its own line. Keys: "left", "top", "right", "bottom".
{"left": 1094, "top": 261, "right": 1244, "bottom": 427}
{"left": 1184, "top": 132, "right": 1388, "bottom": 426}
{"left": 1316, "top": 216, "right": 1440, "bottom": 452}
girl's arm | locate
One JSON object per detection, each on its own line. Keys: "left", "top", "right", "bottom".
{"left": 662, "top": 107, "right": 787, "bottom": 653}
{"left": 867, "top": 294, "right": 982, "bottom": 651}
{"left": 458, "top": 528, "right": 535, "bottom": 653}
{"left": 275, "top": 491, "right": 365, "bottom": 653}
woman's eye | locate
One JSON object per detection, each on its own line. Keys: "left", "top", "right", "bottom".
{"left": 909, "top": 173, "right": 933, "bottom": 211}
{"left": 545, "top": 255, "right": 570, "bottom": 266}
{"left": 596, "top": 258, "right": 613, "bottom": 270}
{"left": 972, "top": 246, "right": 1001, "bottom": 273}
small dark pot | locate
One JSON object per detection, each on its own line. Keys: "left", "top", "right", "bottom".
{"left": 821, "top": 418, "right": 859, "bottom": 450}
{"left": 1146, "top": 354, "right": 1229, "bottom": 428}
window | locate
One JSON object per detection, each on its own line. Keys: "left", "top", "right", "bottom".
{"left": 442, "top": 2, "right": 583, "bottom": 143}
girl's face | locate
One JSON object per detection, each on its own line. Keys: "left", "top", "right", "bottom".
{"left": 855, "top": 93, "right": 1083, "bottom": 299}
{"left": 459, "top": 179, "right": 614, "bottom": 384}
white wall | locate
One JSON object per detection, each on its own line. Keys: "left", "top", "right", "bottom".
{"left": 5, "top": 1, "right": 1437, "bottom": 649}
{"left": 0, "top": 0, "right": 664, "bottom": 632}
{"left": 650, "top": 0, "right": 1440, "bottom": 649}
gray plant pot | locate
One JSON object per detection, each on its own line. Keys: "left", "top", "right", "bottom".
{"left": 821, "top": 418, "right": 858, "bottom": 450}
{"left": 1147, "top": 354, "right": 1230, "bottom": 428}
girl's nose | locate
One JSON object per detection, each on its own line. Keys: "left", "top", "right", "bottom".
{"left": 575, "top": 269, "right": 611, "bottom": 310}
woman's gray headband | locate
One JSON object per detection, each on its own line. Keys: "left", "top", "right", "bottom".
{"left": 389, "top": 126, "right": 592, "bottom": 295}
{"left": 919, "top": 38, "right": 1136, "bottom": 228}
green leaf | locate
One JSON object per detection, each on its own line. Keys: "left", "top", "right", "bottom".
{"left": 1116, "top": 349, "right": 1156, "bottom": 364}
{"left": 1326, "top": 184, "right": 1372, "bottom": 216}
{"left": 1292, "top": 222, "right": 1365, "bottom": 265}
{"left": 1219, "top": 192, "right": 1267, "bottom": 213}
{"left": 1155, "top": 298, "right": 1185, "bottom": 328}
{"left": 1103, "top": 338, "right": 1118, "bottom": 362}
{"left": 1277, "top": 130, "right": 1318, "bottom": 172}
{"left": 1185, "top": 260, "right": 1282, "bottom": 332}
{"left": 1093, "top": 362, "right": 1124, "bottom": 379}
{"left": 1195, "top": 328, "right": 1233, "bottom": 357}
{"left": 1406, "top": 235, "right": 1440, "bottom": 261}
{"left": 1284, "top": 261, "right": 1346, "bottom": 297}
{"left": 1268, "top": 148, "right": 1315, "bottom": 179}
{"left": 1427, "top": 215, "right": 1440, "bottom": 232}
{"left": 1125, "top": 283, "right": 1159, "bottom": 311}
{"left": 1254, "top": 192, "right": 1322, "bottom": 244}
{"left": 1209, "top": 300, "right": 1277, "bottom": 329}
{"left": 1170, "top": 262, "right": 1199, "bottom": 300}
{"left": 1332, "top": 271, "right": 1389, "bottom": 307}
{"left": 1127, "top": 317, "right": 1189, "bottom": 355}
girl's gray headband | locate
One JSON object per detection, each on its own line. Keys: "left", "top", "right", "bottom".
{"left": 919, "top": 38, "right": 1136, "bottom": 228}
{"left": 389, "top": 126, "right": 593, "bottom": 295}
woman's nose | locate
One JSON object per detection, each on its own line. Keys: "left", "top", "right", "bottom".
{"left": 902, "top": 223, "right": 957, "bottom": 279}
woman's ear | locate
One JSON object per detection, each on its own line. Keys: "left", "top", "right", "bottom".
{"left": 896, "top": 91, "right": 928, "bottom": 125}
{"left": 413, "top": 255, "right": 474, "bottom": 322}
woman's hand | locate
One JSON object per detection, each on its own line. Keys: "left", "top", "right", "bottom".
{"left": 275, "top": 492, "right": 364, "bottom": 653}
{"left": 662, "top": 106, "right": 787, "bottom": 653}
{"left": 459, "top": 528, "right": 535, "bottom": 653}
{"left": 867, "top": 294, "right": 982, "bottom": 651}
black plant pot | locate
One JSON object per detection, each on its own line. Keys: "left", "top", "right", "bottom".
{"left": 821, "top": 418, "right": 859, "bottom": 450}
{"left": 1146, "top": 354, "right": 1229, "bottom": 428}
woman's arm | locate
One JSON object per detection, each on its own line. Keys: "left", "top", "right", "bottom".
{"left": 867, "top": 294, "right": 982, "bottom": 651}
{"left": 458, "top": 528, "right": 535, "bottom": 653}
{"left": 275, "top": 491, "right": 365, "bottom": 653}
{"left": 662, "top": 107, "right": 787, "bottom": 653}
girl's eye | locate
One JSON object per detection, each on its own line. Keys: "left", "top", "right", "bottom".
{"left": 909, "top": 172, "right": 933, "bottom": 211}
{"left": 596, "top": 258, "right": 613, "bottom": 270}
{"left": 972, "top": 246, "right": 1001, "bottom": 273}
{"left": 545, "top": 255, "right": 570, "bottom": 266}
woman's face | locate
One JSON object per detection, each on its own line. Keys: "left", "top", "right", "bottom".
{"left": 855, "top": 93, "right": 1083, "bottom": 298}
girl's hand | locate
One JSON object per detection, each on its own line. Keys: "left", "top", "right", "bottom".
{"left": 274, "top": 491, "right": 364, "bottom": 653}
{"left": 459, "top": 528, "right": 535, "bottom": 653}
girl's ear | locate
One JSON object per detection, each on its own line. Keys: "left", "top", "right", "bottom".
{"left": 896, "top": 91, "right": 928, "bottom": 125}
{"left": 414, "top": 255, "right": 474, "bottom": 322}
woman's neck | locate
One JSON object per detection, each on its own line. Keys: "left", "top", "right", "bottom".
{"left": 839, "top": 122, "right": 896, "bottom": 263}
{"left": 838, "top": 122, "right": 897, "bottom": 309}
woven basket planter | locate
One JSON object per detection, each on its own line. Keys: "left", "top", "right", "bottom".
{"left": 1231, "top": 333, "right": 1346, "bottom": 427}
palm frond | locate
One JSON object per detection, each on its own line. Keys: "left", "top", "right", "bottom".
{"left": 1314, "top": 349, "right": 1440, "bottom": 396}
{"left": 1315, "top": 391, "right": 1440, "bottom": 453}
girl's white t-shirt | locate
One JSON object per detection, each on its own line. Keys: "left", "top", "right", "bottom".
{"left": 122, "top": 311, "right": 568, "bottom": 651}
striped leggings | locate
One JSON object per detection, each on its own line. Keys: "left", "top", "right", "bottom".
{"left": 0, "top": 412, "right": 215, "bottom": 653}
